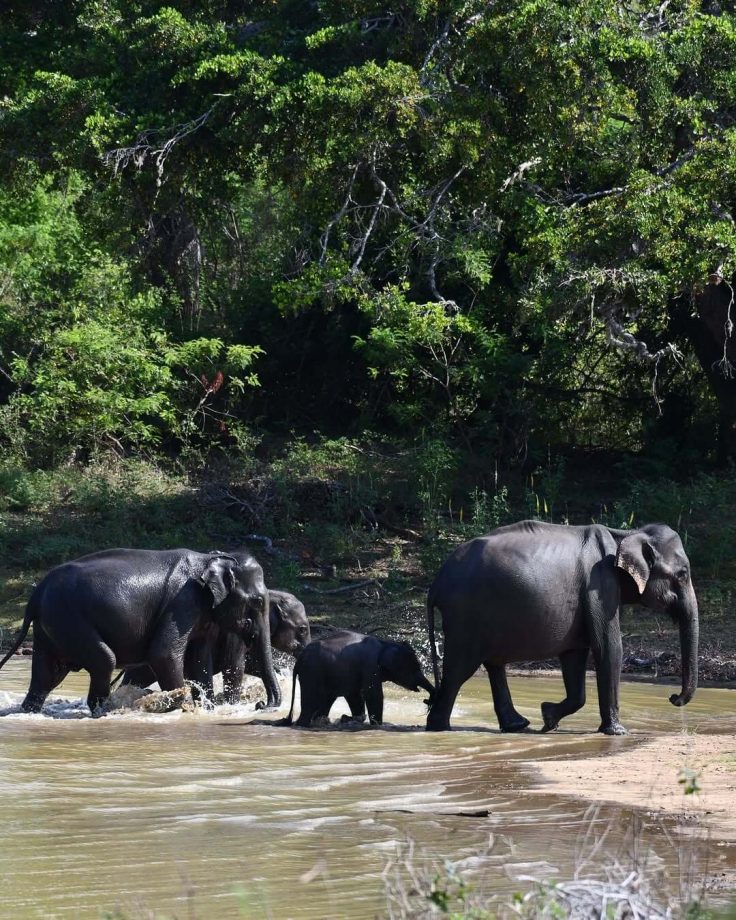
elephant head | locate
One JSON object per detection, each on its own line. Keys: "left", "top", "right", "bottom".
{"left": 379, "top": 641, "right": 435, "bottom": 699}
{"left": 615, "top": 524, "right": 699, "bottom": 707}
{"left": 198, "top": 552, "right": 279, "bottom": 706}
{"left": 269, "top": 590, "right": 311, "bottom": 656}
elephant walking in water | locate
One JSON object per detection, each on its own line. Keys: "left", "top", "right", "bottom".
{"left": 426, "top": 521, "right": 698, "bottom": 735}
{"left": 0, "top": 548, "right": 276, "bottom": 715}
{"left": 281, "top": 630, "right": 435, "bottom": 727}
{"left": 120, "top": 588, "right": 311, "bottom": 707}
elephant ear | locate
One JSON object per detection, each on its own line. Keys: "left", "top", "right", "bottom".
{"left": 616, "top": 533, "right": 655, "bottom": 595}
{"left": 199, "top": 556, "right": 235, "bottom": 607}
{"left": 268, "top": 594, "right": 284, "bottom": 633}
{"left": 378, "top": 643, "right": 405, "bottom": 679}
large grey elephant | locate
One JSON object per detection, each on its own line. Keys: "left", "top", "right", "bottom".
{"left": 426, "top": 521, "right": 698, "bottom": 735}
{"left": 0, "top": 548, "right": 276, "bottom": 714}
{"left": 120, "top": 589, "right": 311, "bottom": 707}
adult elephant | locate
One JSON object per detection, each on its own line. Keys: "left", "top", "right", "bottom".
{"left": 121, "top": 589, "right": 310, "bottom": 707}
{"left": 0, "top": 548, "right": 276, "bottom": 715}
{"left": 426, "top": 521, "right": 698, "bottom": 735}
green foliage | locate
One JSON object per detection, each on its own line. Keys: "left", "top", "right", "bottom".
{"left": 678, "top": 768, "right": 702, "bottom": 796}
{"left": 3, "top": 1, "right": 736, "bottom": 516}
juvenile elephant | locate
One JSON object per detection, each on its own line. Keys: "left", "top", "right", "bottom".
{"left": 281, "top": 630, "right": 435, "bottom": 727}
{"left": 121, "top": 589, "right": 310, "bottom": 706}
{"left": 218, "top": 589, "right": 311, "bottom": 704}
{"left": 0, "top": 548, "right": 276, "bottom": 714}
{"left": 426, "top": 521, "right": 699, "bottom": 735}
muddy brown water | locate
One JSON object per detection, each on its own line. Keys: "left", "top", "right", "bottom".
{"left": 1, "top": 659, "right": 735, "bottom": 919}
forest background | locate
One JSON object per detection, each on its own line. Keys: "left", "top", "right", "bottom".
{"left": 2, "top": 0, "right": 736, "bottom": 663}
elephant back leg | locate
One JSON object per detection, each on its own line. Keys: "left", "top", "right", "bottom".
{"left": 541, "top": 647, "right": 588, "bottom": 732}
{"left": 42, "top": 616, "right": 116, "bottom": 714}
{"left": 485, "top": 663, "right": 529, "bottom": 732}
{"left": 295, "top": 675, "right": 334, "bottom": 727}
{"left": 426, "top": 631, "right": 483, "bottom": 731}
{"left": 22, "top": 630, "right": 71, "bottom": 712}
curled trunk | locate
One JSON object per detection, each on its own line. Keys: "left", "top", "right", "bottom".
{"left": 669, "top": 589, "right": 699, "bottom": 707}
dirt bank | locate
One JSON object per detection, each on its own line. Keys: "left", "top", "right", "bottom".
{"left": 528, "top": 732, "right": 736, "bottom": 840}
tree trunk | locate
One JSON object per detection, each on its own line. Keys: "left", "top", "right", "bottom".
{"left": 686, "top": 282, "right": 736, "bottom": 464}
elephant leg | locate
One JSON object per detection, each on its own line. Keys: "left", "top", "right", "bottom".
{"left": 220, "top": 633, "right": 246, "bottom": 705}
{"left": 591, "top": 618, "right": 627, "bottom": 736}
{"left": 346, "top": 692, "right": 366, "bottom": 723}
{"left": 43, "top": 617, "right": 116, "bottom": 715}
{"left": 185, "top": 640, "right": 214, "bottom": 705}
{"left": 86, "top": 645, "right": 116, "bottom": 715}
{"left": 426, "top": 644, "right": 482, "bottom": 731}
{"left": 22, "top": 633, "right": 70, "bottom": 712}
{"left": 295, "top": 680, "right": 334, "bottom": 727}
{"left": 149, "top": 653, "right": 186, "bottom": 693}
{"left": 541, "top": 648, "right": 588, "bottom": 732}
{"left": 484, "top": 663, "right": 529, "bottom": 732}
{"left": 364, "top": 684, "right": 384, "bottom": 725}
{"left": 120, "top": 665, "right": 157, "bottom": 688}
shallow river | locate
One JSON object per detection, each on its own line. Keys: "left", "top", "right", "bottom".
{"left": 1, "top": 658, "right": 735, "bottom": 918}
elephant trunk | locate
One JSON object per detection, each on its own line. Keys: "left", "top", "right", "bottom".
{"left": 255, "top": 595, "right": 281, "bottom": 708}
{"left": 418, "top": 673, "right": 436, "bottom": 704}
{"left": 669, "top": 588, "right": 699, "bottom": 707}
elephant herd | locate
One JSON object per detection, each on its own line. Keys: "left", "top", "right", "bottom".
{"left": 0, "top": 520, "right": 699, "bottom": 735}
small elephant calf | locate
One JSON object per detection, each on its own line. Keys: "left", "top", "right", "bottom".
{"left": 281, "top": 630, "right": 435, "bottom": 727}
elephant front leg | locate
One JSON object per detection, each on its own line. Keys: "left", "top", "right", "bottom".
{"left": 591, "top": 619, "right": 627, "bottom": 736}
{"left": 344, "top": 692, "right": 367, "bottom": 723}
{"left": 185, "top": 640, "right": 215, "bottom": 705}
{"left": 149, "top": 653, "right": 186, "bottom": 694}
{"left": 541, "top": 647, "right": 588, "bottom": 732}
{"left": 364, "top": 683, "right": 384, "bottom": 725}
{"left": 484, "top": 662, "right": 529, "bottom": 732}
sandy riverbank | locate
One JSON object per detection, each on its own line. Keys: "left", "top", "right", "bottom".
{"left": 529, "top": 732, "right": 736, "bottom": 840}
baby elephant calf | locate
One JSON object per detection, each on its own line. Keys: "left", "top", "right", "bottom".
{"left": 281, "top": 630, "right": 435, "bottom": 727}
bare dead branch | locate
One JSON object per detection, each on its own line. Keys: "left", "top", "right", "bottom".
{"left": 103, "top": 104, "right": 218, "bottom": 185}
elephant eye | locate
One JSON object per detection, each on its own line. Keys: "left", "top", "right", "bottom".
{"left": 677, "top": 568, "right": 689, "bottom": 581}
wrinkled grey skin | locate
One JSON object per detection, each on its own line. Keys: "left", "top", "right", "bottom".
{"left": 281, "top": 630, "right": 435, "bottom": 727}
{"left": 426, "top": 521, "right": 699, "bottom": 736}
{"left": 121, "top": 589, "right": 310, "bottom": 708}
{"left": 0, "top": 548, "right": 275, "bottom": 715}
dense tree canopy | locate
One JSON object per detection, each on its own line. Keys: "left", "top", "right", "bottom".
{"left": 2, "top": 1, "right": 736, "bottom": 467}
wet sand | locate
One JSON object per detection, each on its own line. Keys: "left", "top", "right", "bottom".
{"left": 529, "top": 730, "right": 736, "bottom": 840}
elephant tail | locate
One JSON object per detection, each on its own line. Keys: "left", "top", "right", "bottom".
{"left": 0, "top": 592, "right": 37, "bottom": 673}
{"left": 427, "top": 588, "right": 441, "bottom": 688}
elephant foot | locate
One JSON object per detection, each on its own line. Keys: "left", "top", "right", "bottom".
{"left": 21, "top": 698, "right": 44, "bottom": 714}
{"left": 598, "top": 721, "right": 628, "bottom": 736}
{"left": 425, "top": 720, "right": 451, "bottom": 732}
{"left": 500, "top": 716, "right": 530, "bottom": 733}
{"left": 540, "top": 702, "right": 560, "bottom": 733}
